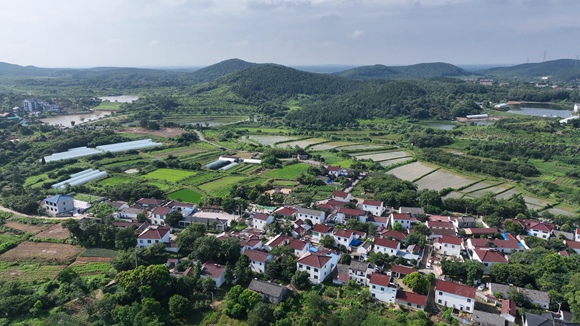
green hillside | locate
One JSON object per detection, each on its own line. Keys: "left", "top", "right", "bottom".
{"left": 478, "top": 59, "right": 580, "bottom": 81}
{"left": 334, "top": 62, "right": 471, "bottom": 80}
{"left": 189, "top": 58, "right": 260, "bottom": 83}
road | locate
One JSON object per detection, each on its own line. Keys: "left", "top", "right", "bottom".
{"left": 0, "top": 204, "right": 87, "bottom": 220}
{"left": 194, "top": 129, "right": 225, "bottom": 149}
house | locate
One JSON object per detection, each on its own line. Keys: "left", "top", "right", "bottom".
{"left": 390, "top": 213, "right": 415, "bottom": 230}
{"left": 244, "top": 249, "right": 272, "bottom": 273}
{"left": 274, "top": 206, "right": 298, "bottom": 218}
{"left": 360, "top": 199, "right": 384, "bottom": 216}
{"left": 396, "top": 291, "right": 427, "bottom": 311}
{"left": 348, "top": 261, "right": 376, "bottom": 286}
{"left": 137, "top": 225, "right": 172, "bottom": 249}
{"left": 239, "top": 235, "right": 263, "bottom": 253}
{"left": 429, "top": 228, "right": 457, "bottom": 240}
{"left": 252, "top": 213, "right": 275, "bottom": 231}
{"left": 435, "top": 279, "right": 476, "bottom": 313}
{"left": 311, "top": 224, "right": 333, "bottom": 243}
{"left": 335, "top": 207, "right": 367, "bottom": 223}
{"left": 373, "top": 237, "right": 400, "bottom": 256}
{"left": 492, "top": 233, "right": 523, "bottom": 254}
{"left": 472, "top": 249, "right": 508, "bottom": 274}
{"left": 117, "top": 207, "right": 143, "bottom": 220}
{"left": 464, "top": 228, "right": 498, "bottom": 237}
{"left": 514, "top": 219, "right": 554, "bottom": 239}
{"left": 488, "top": 283, "right": 550, "bottom": 310}
{"left": 575, "top": 228, "right": 580, "bottom": 242}
{"left": 472, "top": 310, "right": 515, "bottom": 326}
{"left": 333, "top": 263, "right": 350, "bottom": 285}
{"left": 107, "top": 200, "right": 129, "bottom": 210}
{"left": 398, "top": 207, "right": 424, "bottom": 216}
{"left": 150, "top": 206, "right": 174, "bottom": 225}
{"left": 332, "top": 191, "right": 351, "bottom": 203}
{"left": 248, "top": 279, "right": 288, "bottom": 304}
{"left": 426, "top": 220, "right": 456, "bottom": 237}
{"left": 134, "top": 198, "right": 164, "bottom": 210}
{"left": 296, "top": 252, "right": 332, "bottom": 284}
{"left": 501, "top": 299, "right": 517, "bottom": 323}
{"left": 200, "top": 262, "right": 227, "bottom": 288}
{"left": 433, "top": 235, "right": 463, "bottom": 257}
{"left": 367, "top": 215, "right": 389, "bottom": 228}
{"left": 326, "top": 166, "right": 347, "bottom": 177}
{"left": 389, "top": 265, "right": 415, "bottom": 278}
{"left": 42, "top": 194, "right": 75, "bottom": 216}
{"left": 379, "top": 230, "right": 407, "bottom": 242}
{"left": 288, "top": 239, "right": 310, "bottom": 258}
{"left": 355, "top": 242, "right": 373, "bottom": 261}
{"left": 521, "top": 311, "right": 575, "bottom": 326}
{"left": 334, "top": 229, "right": 356, "bottom": 248}
{"left": 164, "top": 200, "right": 196, "bottom": 212}
{"left": 566, "top": 240, "right": 580, "bottom": 254}
{"left": 368, "top": 273, "right": 397, "bottom": 304}
{"left": 296, "top": 207, "right": 326, "bottom": 225}
{"left": 179, "top": 215, "right": 228, "bottom": 231}
{"left": 264, "top": 234, "right": 291, "bottom": 252}
{"left": 452, "top": 216, "right": 477, "bottom": 229}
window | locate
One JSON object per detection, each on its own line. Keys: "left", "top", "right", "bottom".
{"left": 314, "top": 268, "right": 318, "bottom": 272}
{"left": 147, "top": 240, "right": 151, "bottom": 243}
{"left": 467, "top": 299, "right": 471, "bottom": 303}
{"left": 299, "top": 264, "right": 303, "bottom": 269}
{"left": 314, "top": 275, "right": 318, "bottom": 279}
{"left": 439, "top": 292, "right": 442, "bottom": 295}
{"left": 438, "top": 299, "right": 442, "bottom": 304}
{"left": 307, "top": 266, "right": 311, "bottom": 270}
{"left": 380, "top": 287, "right": 384, "bottom": 291}
{"left": 407, "top": 303, "right": 411, "bottom": 306}
{"left": 466, "top": 307, "right": 470, "bottom": 311}
{"left": 372, "top": 285, "right": 376, "bottom": 289}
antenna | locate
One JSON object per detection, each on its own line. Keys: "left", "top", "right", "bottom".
{"left": 526, "top": 58, "right": 530, "bottom": 64}
{"left": 543, "top": 51, "right": 547, "bottom": 62}
{"left": 575, "top": 55, "right": 580, "bottom": 69}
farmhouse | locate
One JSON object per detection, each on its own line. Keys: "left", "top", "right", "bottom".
{"left": 296, "top": 253, "right": 332, "bottom": 284}
{"left": 396, "top": 291, "right": 427, "bottom": 310}
{"left": 472, "top": 249, "right": 508, "bottom": 274}
{"left": 248, "top": 279, "right": 288, "bottom": 304}
{"left": 244, "top": 249, "right": 272, "bottom": 273}
{"left": 331, "top": 191, "right": 351, "bottom": 202}
{"left": 296, "top": 207, "right": 326, "bottom": 225}
{"left": 433, "top": 235, "right": 463, "bottom": 257}
{"left": 335, "top": 207, "right": 367, "bottom": 224}
{"left": 390, "top": 213, "right": 415, "bottom": 230}
{"left": 360, "top": 199, "right": 384, "bottom": 216}
{"left": 435, "top": 280, "right": 476, "bottom": 313}
{"left": 348, "top": 261, "right": 376, "bottom": 286}
{"left": 373, "top": 237, "right": 400, "bottom": 256}
{"left": 311, "top": 224, "right": 333, "bottom": 243}
{"left": 134, "top": 198, "right": 165, "bottom": 210}
{"left": 200, "top": 262, "right": 228, "bottom": 288}
{"left": 137, "top": 225, "right": 172, "bottom": 249}
{"left": 369, "top": 273, "right": 397, "bottom": 304}
{"left": 251, "top": 212, "right": 274, "bottom": 231}
{"left": 42, "top": 194, "right": 75, "bottom": 216}
{"left": 150, "top": 206, "right": 174, "bottom": 225}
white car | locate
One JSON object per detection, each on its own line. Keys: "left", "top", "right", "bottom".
{"left": 477, "top": 284, "right": 485, "bottom": 291}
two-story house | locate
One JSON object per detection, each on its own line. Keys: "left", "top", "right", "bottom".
{"left": 296, "top": 253, "right": 332, "bottom": 284}
{"left": 390, "top": 213, "right": 415, "bottom": 230}
{"left": 311, "top": 224, "right": 333, "bottom": 243}
{"left": 360, "top": 199, "right": 384, "bottom": 216}
{"left": 288, "top": 239, "right": 311, "bottom": 258}
{"left": 373, "top": 237, "right": 400, "bottom": 256}
{"left": 252, "top": 213, "right": 275, "bottom": 232}
{"left": 332, "top": 191, "right": 351, "bottom": 203}
{"left": 42, "top": 194, "right": 75, "bottom": 216}
{"left": 472, "top": 249, "right": 508, "bottom": 274}
{"left": 369, "top": 272, "right": 397, "bottom": 304}
{"left": 200, "top": 262, "right": 227, "bottom": 288}
{"left": 335, "top": 207, "right": 367, "bottom": 224}
{"left": 244, "top": 249, "right": 272, "bottom": 274}
{"left": 150, "top": 206, "right": 174, "bottom": 225}
{"left": 348, "top": 261, "right": 376, "bottom": 286}
{"left": 435, "top": 280, "right": 476, "bottom": 313}
{"left": 137, "top": 225, "right": 172, "bottom": 249}
{"left": 134, "top": 198, "right": 165, "bottom": 210}
{"left": 433, "top": 235, "right": 463, "bottom": 257}
{"left": 296, "top": 207, "right": 326, "bottom": 225}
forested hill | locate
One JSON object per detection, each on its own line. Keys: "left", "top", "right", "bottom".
{"left": 188, "top": 58, "right": 260, "bottom": 83}
{"left": 333, "top": 62, "right": 471, "bottom": 80}
{"left": 0, "top": 62, "right": 64, "bottom": 76}
{"left": 477, "top": 59, "right": 580, "bottom": 81}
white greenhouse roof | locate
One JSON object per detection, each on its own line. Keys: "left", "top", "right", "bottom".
{"left": 220, "top": 162, "right": 238, "bottom": 171}
{"left": 52, "top": 169, "right": 108, "bottom": 189}
{"left": 95, "top": 139, "right": 162, "bottom": 153}
{"left": 43, "top": 147, "right": 102, "bottom": 163}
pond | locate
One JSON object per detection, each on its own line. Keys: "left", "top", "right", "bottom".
{"left": 41, "top": 111, "right": 113, "bottom": 126}
{"left": 507, "top": 107, "right": 573, "bottom": 118}
{"left": 418, "top": 120, "right": 494, "bottom": 130}
{"left": 98, "top": 95, "right": 139, "bottom": 103}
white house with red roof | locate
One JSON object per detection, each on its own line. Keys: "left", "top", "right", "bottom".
{"left": 244, "top": 249, "right": 272, "bottom": 273}
{"left": 367, "top": 215, "right": 389, "bottom": 228}
{"left": 373, "top": 237, "right": 400, "bottom": 256}
{"left": 296, "top": 207, "right": 326, "bottom": 225}
{"left": 134, "top": 198, "right": 165, "bottom": 210}
{"left": 433, "top": 235, "right": 463, "bottom": 257}
{"left": 379, "top": 230, "right": 407, "bottom": 242}
{"left": 274, "top": 206, "right": 298, "bottom": 218}
{"left": 332, "top": 191, "right": 351, "bottom": 203}
{"left": 333, "top": 229, "right": 355, "bottom": 248}
{"left": 435, "top": 280, "right": 476, "bottom": 313}
{"left": 200, "top": 262, "right": 227, "bottom": 287}
{"left": 326, "top": 166, "right": 347, "bottom": 177}
{"left": 360, "top": 199, "right": 384, "bottom": 216}
{"left": 297, "top": 252, "right": 332, "bottom": 284}
{"left": 137, "top": 225, "right": 172, "bottom": 249}
{"left": 150, "top": 206, "right": 175, "bottom": 225}
{"left": 288, "top": 239, "right": 311, "bottom": 258}
{"left": 565, "top": 240, "right": 580, "bottom": 254}
{"left": 356, "top": 242, "right": 373, "bottom": 261}
{"left": 389, "top": 213, "right": 415, "bottom": 230}
{"left": 311, "top": 224, "right": 333, "bottom": 243}
{"left": 251, "top": 212, "right": 274, "bottom": 232}
{"left": 389, "top": 265, "right": 416, "bottom": 278}
{"left": 515, "top": 219, "right": 554, "bottom": 239}
{"left": 240, "top": 235, "right": 263, "bottom": 253}
{"left": 335, "top": 207, "right": 367, "bottom": 224}
{"left": 472, "top": 249, "right": 508, "bottom": 274}
{"left": 396, "top": 291, "right": 427, "bottom": 310}
{"left": 368, "top": 273, "right": 397, "bottom": 304}
{"left": 264, "top": 234, "right": 291, "bottom": 252}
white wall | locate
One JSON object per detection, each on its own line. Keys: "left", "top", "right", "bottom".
{"left": 435, "top": 291, "right": 475, "bottom": 313}
{"left": 370, "top": 283, "right": 397, "bottom": 304}
{"left": 297, "top": 261, "right": 332, "bottom": 284}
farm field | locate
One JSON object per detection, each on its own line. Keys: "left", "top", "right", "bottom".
{"left": 467, "top": 184, "right": 512, "bottom": 198}
{"left": 248, "top": 135, "right": 297, "bottom": 146}
{"left": 415, "top": 169, "right": 479, "bottom": 191}
{"left": 167, "top": 188, "right": 204, "bottom": 204}
{"left": 387, "top": 162, "right": 437, "bottom": 181}
{"left": 99, "top": 176, "right": 135, "bottom": 186}
{"left": 443, "top": 191, "right": 464, "bottom": 199}
{"left": 309, "top": 141, "right": 358, "bottom": 151}
{"left": 353, "top": 150, "right": 410, "bottom": 161}
{"left": 337, "top": 144, "right": 385, "bottom": 151}
{"left": 198, "top": 176, "right": 248, "bottom": 194}
{"left": 545, "top": 204, "right": 578, "bottom": 217}
{"left": 147, "top": 146, "right": 208, "bottom": 159}
{"left": 4, "top": 221, "right": 44, "bottom": 234}
{"left": 495, "top": 188, "right": 520, "bottom": 200}
{"left": 0, "top": 242, "right": 83, "bottom": 264}
{"left": 34, "top": 224, "right": 71, "bottom": 240}
{"left": 67, "top": 262, "right": 112, "bottom": 276}
{"left": 275, "top": 138, "right": 326, "bottom": 149}
{"left": 0, "top": 262, "right": 67, "bottom": 282}
{"left": 379, "top": 157, "right": 413, "bottom": 167}
{"left": 263, "top": 163, "right": 311, "bottom": 180}
{"left": 143, "top": 168, "right": 197, "bottom": 183}
{"left": 459, "top": 181, "right": 496, "bottom": 194}
{"left": 79, "top": 248, "right": 117, "bottom": 259}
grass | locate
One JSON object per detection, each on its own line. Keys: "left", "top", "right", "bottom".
{"left": 67, "top": 262, "right": 112, "bottom": 276}
{"left": 263, "top": 163, "right": 311, "bottom": 180}
{"left": 167, "top": 188, "right": 204, "bottom": 204}
{"left": 0, "top": 263, "right": 66, "bottom": 282}
{"left": 143, "top": 168, "right": 197, "bottom": 183}
{"left": 198, "top": 176, "right": 248, "bottom": 194}
{"left": 94, "top": 101, "right": 123, "bottom": 110}
{"left": 99, "top": 176, "right": 134, "bottom": 186}
{"left": 80, "top": 248, "right": 117, "bottom": 258}
{"left": 74, "top": 194, "right": 102, "bottom": 202}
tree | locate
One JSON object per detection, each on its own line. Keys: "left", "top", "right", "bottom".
{"left": 406, "top": 233, "right": 427, "bottom": 249}
{"left": 320, "top": 235, "right": 335, "bottom": 248}
{"left": 176, "top": 223, "right": 206, "bottom": 253}
{"left": 115, "top": 227, "right": 137, "bottom": 250}
{"left": 291, "top": 270, "right": 310, "bottom": 290}
{"left": 224, "top": 285, "right": 261, "bottom": 319}
{"left": 402, "top": 272, "right": 430, "bottom": 295}
{"left": 234, "top": 254, "right": 251, "bottom": 284}
{"left": 164, "top": 210, "right": 183, "bottom": 227}
{"left": 464, "top": 260, "right": 485, "bottom": 285}
{"left": 503, "top": 219, "right": 525, "bottom": 235}
{"left": 524, "top": 236, "right": 546, "bottom": 249}
{"left": 224, "top": 262, "right": 235, "bottom": 285}
{"left": 393, "top": 222, "right": 404, "bottom": 232}
{"left": 266, "top": 246, "right": 296, "bottom": 282}
{"left": 112, "top": 250, "right": 137, "bottom": 272}
{"left": 247, "top": 302, "right": 274, "bottom": 326}
{"left": 169, "top": 294, "right": 191, "bottom": 319}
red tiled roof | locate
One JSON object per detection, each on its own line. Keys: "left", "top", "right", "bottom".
{"left": 566, "top": 240, "right": 580, "bottom": 249}
{"left": 243, "top": 238, "right": 262, "bottom": 248}
{"left": 317, "top": 203, "right": 334, "bottom": 211}
{"left": 253, "top": 213, "right": 271, "bottom": 221}
{"left": 338, "top": 207, "right": 365, "bottom": 216}
{"left": 390, "top": 265, "right": 415, "bottom": 276}
{"left": 289, "top": 240, "right": 308, "bottom": 250}
{"left": 152, "top": 206, "right": 172, "bottom": 216}
{"left": 559, "top": 250, "right": 571, "bottom": 257}
{"left": 266, "top": 234, "right": 289, "bottom": 248}
{"left": 332, "top": 191, "right": 349, "bottom": 199}
{"left": 380, "top": 230, "right": 407, "bottom": 241}
{"left": 297, "top": 252, "right": 331, "bottom": 268}
{"left": 275, "top": 207, "right": 297, "bottom": 216}
{"left": 501, "top": 299, "right": 516, "bottom": 317}
{"left": 201, "top": 262, "right": 225, "bottom": 278}
{"left": 529, "top": 222, "right": 553, "bottom": 232}
{"left": 334, "top": 229, "right": 354, "bottom": 238}
{"left": 396, "top": 291, "right": 427, "bottom": 306}
{"left": 136, "top": 198, "right": 164, "bottom": 205}
{"left": 473, "top": 249, "right": 508, "bottom": 263}
{"left": 369, "top": 272, "right": 391, "bottom": 286}
{"left": 363, "top": 199, "right": 382, "bottom": 207}
{"left": 427, "top": 221, "right": 454, "bottom": 229}
{"left": 436, "top": 280, "right": 476, "bottom": 298}
{"left": 374, "top": 237, "right": 399, "bottom": 249}
{"left": 391, "top": 213, "right": 412, "bottom": 220}
{"left": 428, "top": 215, "right": 450, "bottom": 221}
{"left": 368, "top": 215, "right": 388, "bottom": 224}
{"left": 439, "top": 235, "right": 462, "bottom": 246}
{"left": 430, "top": 229, "right": 456, "bottom": 237}
{"left": 312, "top": 224, "right": 333, "bottom": 233}
{"left": 327, "top": 166, "right": 340, "bottom": 171}
{"left": 353, "top": 230, "right": 366, "bottom": 238}
{"left": 465, "top": 228, "right": 498, "bottom": 235}
{"left": 337, "top": 273, "right": 349, "bottom": 283}
{"left": 468, "top": 238, "right": 490, "bottom": 248}
{"left": 295, "top": 219, "right": 304, "bottom": 226}
{"left": 492, "top": 238, "right": 520, "bottom": 249}
{"left": 244, "top": 249, "right": 270, "bottom": 263}
{"left": 138, "top": 226, "right": 171, "bottom": 240}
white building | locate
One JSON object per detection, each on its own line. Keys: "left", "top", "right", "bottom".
{"left": 435, "top": 280, "right": 476, "bottom": 313}
{"left": 137, "top": 225, "right": 172, "bottom": 249}
{"left": 150, "top": 206, "right": 174, "bottom": 225}
{"left": 42, "top": 194, "right": 75, "bottom": 216}
{"left": 332, "top": 191, "right": 351, "bottom": 202}
{"left": 369, "top": 273, "right": 397, "bottom": 304}
{"left": 348, "top": 261, "right": 376, "bottom": 286}
{"left": 311, "top": 224, "right": 333, "bottom": 243}
{"left": 251, "top": 213, "right": 274, "bottom": 231}
{"left": 289, "top": 239, "right": 311, "bottom": 258}
{"left": 296, "top": 207, "right": 326, "bottom": 225}
{"left": 200, "top": 262, "right": 227, "bottom": 288}
{"left": 373, "top": 237, "right": 400, "bottom": 256}
{"left": 360, "top": 199, "right": 384, "bottom": 216}
{"left": 472, "top": 249, "right": 508, "bottom": 274}
{"left": 244, "top": 249, "right": 272, "bottom": 274}
{"left": 389, "top": 213, "right": 415, "bottom": 230}
{"left": 296, "top": 253, "right": 332, "bottom": 284}
{"left": 433, "top": 235, "right": 463, "bottom": 257}
{"left": 335, "top": 207, "right": 367, "bottom": 224}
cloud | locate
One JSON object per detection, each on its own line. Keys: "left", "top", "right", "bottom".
{"left": 149, "top": 40, "right": 161, "bottom": 47}
{"left": 346, "top": 30, "right": 364, "bottom": 39}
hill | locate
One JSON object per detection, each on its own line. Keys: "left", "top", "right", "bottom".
{"left": 333, "top": 62, "right": 471, "bottom": 80}
{"left": 189, "top": 58, "right": 260, "bottom": 83}
{"left": 477, "top": 59, "right": 580, "bottom": 81}
{"left": 0, "top": 62, "right": 64, "bottom": 76}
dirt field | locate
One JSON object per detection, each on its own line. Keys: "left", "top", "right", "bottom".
{"left": 119, "top": 127, "right": 186, "bottom": 137}
{"left": 0, "top": 242, "right": 83, "bottom": 264}
{"left": 4, "top": 221, "right": 44, "bottom": 234}
{"left": 34, "top": 223, "right": 70, "bottom": 239}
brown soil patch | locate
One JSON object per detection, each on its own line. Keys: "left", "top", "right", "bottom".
{"left": 0, "top": 264, "right": 67, "bottom": 282}
{"left": 4, "top": 221, "right": 44, "bottom": 234}
{"left": 75, "top": 256, "right": 113, "bottom": 263}
{"left": 35, "top": 223, "right": 70, "bottom": 239}
{"left": 118, "top": 127, "right": 186, "bottom": 138}
{"left": 0, "top": 242, "right": 83, "bottom": 264}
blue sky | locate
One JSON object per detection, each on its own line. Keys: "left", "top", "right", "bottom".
{"left": 0, "top": 0, "right": 578, "bottom": 67}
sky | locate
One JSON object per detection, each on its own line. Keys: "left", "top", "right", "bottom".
{"left": 0, "top": 0, "right": 579, "bottom": 68}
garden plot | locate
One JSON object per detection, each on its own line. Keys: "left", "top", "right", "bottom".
{"left": 34, "top": 224, "right": 70, "bottom": 240}
{"left": 4, "top": 222, "right": 44, "bottom": 235}
{"left": 467, "top": 184, "right": 512, "bottom": 198}
{"left": 309, "top": 142, "right": 358, "bottom": 151}
{"left": 143, "top": 168, "right": 197, "bottom": 183}
{"left": 276, "top": 138, "right": 326, "bottom": 149}
{"left": 387, "top": 162, "right": 437, "bottom": 181}
{"left": 544, "top": 206, "right": 577, "bottom": 217}
{"left": 521, "top": 195, "right": 551, "bottom": 209}
{"left": 460, "top": 181, "right": 495, "bottom": 194}
{"left": 443, "top": 192, "right": 465, "bottom": 199}
{"left": 415, "top": 170, "right": 479, "bottom": 191}
{"left": 248, "top": 135, "right": 297, "bottom": 147}
{"left": 0, "top": 242, "right": 83, "bottom": 264}
{"left": 354, "top": 151, "right": 410, "bottom": 162}
{"left": 379, "top": 157, "right": 413, "bottom": 167}
{"left": 0, "top": 263, "right": 66, "bottom": 282}
{"left": 167, "top": 188, "right": 203, "bottom": 204}
{"left": 337, "top": 144, "right": 385, "bottom": 151}
{"left": 495, "top": 188, "right": 520, "bottom": 200}
{"left": 198, "top": 176, "right": 248, "bottom": 194}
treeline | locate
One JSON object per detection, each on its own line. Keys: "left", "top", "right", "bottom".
{"left": 420, "top": 148, "right": 539, "bottom": 180}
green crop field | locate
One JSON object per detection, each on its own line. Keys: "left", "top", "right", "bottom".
{"left": 263, "top": 163, "right": 311, "bottom": 180}
{"left": 0, "top": 263, "right": 66, "bottom": 282}
{"left": 80, "top": 248, "right": 117, "bottom": 258}
{"left": 143, "top": 168, "right": 197, "bottom": 183}
{"left": 67, "top": 262, "right": 112, "bottom": 276}
{"left": 167, "top": 188, "right": 204, "bottom": 204}
{"left": 99, "top": 176, "right": 135, "bottom": 186}
{"left": 198, "top": 176, "right": 248, "bottom": 194}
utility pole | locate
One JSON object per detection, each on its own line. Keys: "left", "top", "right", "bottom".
{"left": 574, "top": 55, "right": 580, "bottom": 69}
{"left": 543, "top": 50, "right": 547, "bottom": 62}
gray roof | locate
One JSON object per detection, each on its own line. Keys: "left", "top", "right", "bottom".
{"left": 248, "top": 279, "right": 286, "bottom": 298}
{"left": 399, "top": 207, "right": 425, "bottom": 215}
{"left": 45, "top": 194, "right": 73, "bottom": 203}
{"left": 183, "top": 215, "right": 227, "bottom": 225}
{"left": 554, "top": 230, "right": 574, "bottom": 241}
{"left": 524, "top": 312, "right": 580, "bottom": 326}
{"left": 472, "top": 310, "right": 514, "bottom": 326}
{"left": 458, "top": 216, "right": 477, "bottom": 223}
{"left": 490, "top": 283, "right": 549, "bottom": 305}
{"left": 349, "top": 261, "right": 370, "bottom": 272}
{"left": 297, "top": 207, "right": 324, "bottom": 216}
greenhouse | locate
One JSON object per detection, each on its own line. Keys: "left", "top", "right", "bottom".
{"left": 43, "top": 147, "right": 102, "bottom": 163}
{"left": 52, "top": 169, "right": 108, "bottom": 189}
{"left": 220, "top": 162, "right": 238, "bottom": 171}
{"left": 204, "top": 160, "right": 231, "bottom": 170}
{"left": 95, "top": 139, "right": 162, "bottom": 153}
